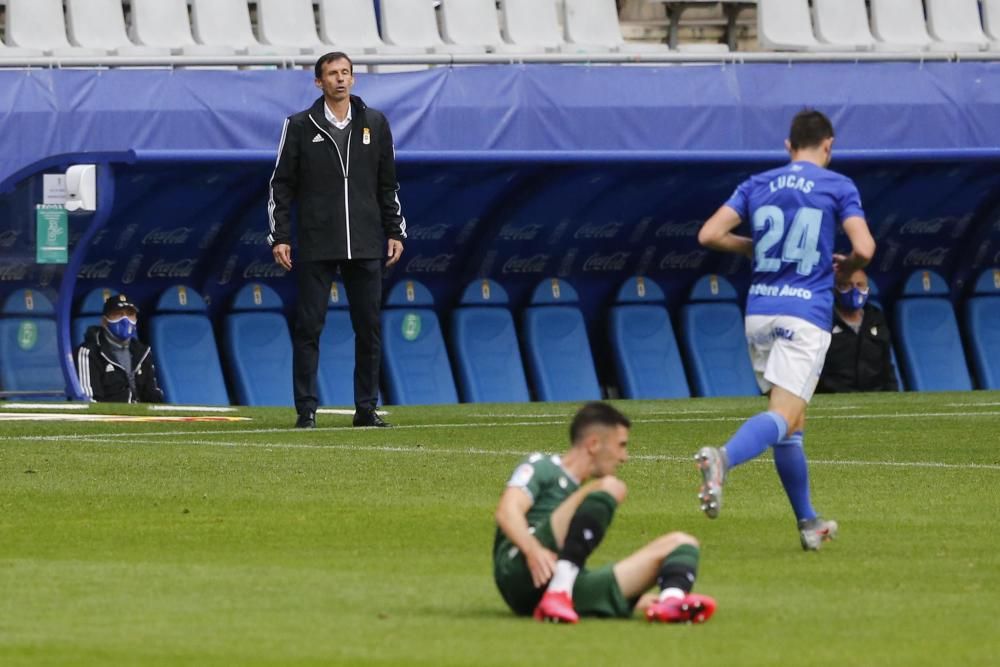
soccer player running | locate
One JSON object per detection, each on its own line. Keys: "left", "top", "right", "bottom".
{"left": 493, "top": 402, "right": 716, "bottom": 624}
{"left": 695, "top": 110, "right": 875, "bottom": 550}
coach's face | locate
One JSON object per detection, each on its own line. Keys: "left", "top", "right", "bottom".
{"left": 316, "top": 58, "right": 354, "bottom": 103}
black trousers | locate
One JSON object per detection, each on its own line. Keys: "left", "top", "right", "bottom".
{"left": 293, "top": 258, "right": 382, "bottom": 413}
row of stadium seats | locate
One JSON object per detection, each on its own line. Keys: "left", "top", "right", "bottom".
{"left": 761, "top": 0, "right": 1000, "bottom": 52}
{"left": 1, "top": 268, "right": 997, "bottom": 405}
{"left": 0, "top": 0, "right": 695, "bottom": 62}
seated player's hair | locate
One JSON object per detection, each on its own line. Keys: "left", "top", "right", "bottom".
{"left": 569, "top": 402, "right": 631, "bottom": 444}
{"left": 788, "top": 109, "right": 834, "bottom": 151}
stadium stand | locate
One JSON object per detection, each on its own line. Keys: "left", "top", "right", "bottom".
{"left": 893, "top": 270, "right": 973, "bottom": 392}
{"left": 255, "top": 0, "right": 329, "bottom": 54}
{"left": 4, "top": 0, "right": 106, "bottom": 57}
{"left": 380, "top": 0, "right": 486, "bottom": 55}
{"left": 811, "top": 0, "right": 876, "bottom": 51}
{"left": 72, "top": 286, "right": 113, "bottom": 348}
{"left": 223, "top": 283, "right": 294, "bottom": 406}
{"left": 317, "top": 281, "right": 356, "bottom": 407}
{"left": 438, "top": 0, "right": 538, "bottom": 53}
{"left": 871, "top": 0, "right": 980, "bottom": 52}
{"left": 521, "top": 278, "right": 602, "bottom": 402}
{"left": 190, "top": 0, "right": 301, "bottom": 56}
{"left": 450, "top": 279, "right": 531, "bottom": 404}
{"left": 501, "top": 0, "right": 608, "bottom": 52}
{"left": 609, "top": 277, "right": 690, "bottom": 400}
{"left": 148, "top": 285, "right": 229, "bottom": 406}
{"left": 964, "top": 268, "right": 1000, "bottom": 390}
{"left": 643, "top": 0, "right": 738, "bottom": 51}
{"left": 0, "top": 289, "right": 63, "bottom": 396}
{"left": 129, "top": 0, "right": 236, "bottom": 55}
{"left": 65, "top": 0, "right": 170, "bottom": 56}
{"left": 563, "top": 0, "right": 671, "bottom": 53}
{"left": 680, "top": 275, "right": 759, "bottom": 398}
{"left": 985, "top": 0, "right": 1000, "bottom": 42}
{"left": 319, "top": 0, "right": 422, "bottom": 56}
{"left": 381, "top": 280, "right": 458, "bottom": 406}
{"left": 925, "top": 0, "right": 994, "bottom": 51}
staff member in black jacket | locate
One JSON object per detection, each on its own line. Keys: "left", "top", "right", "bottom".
{"left": 817, "top": 269, "right": 899, "bottom": 393}
{"left": 74, "top": 294, "right": 164, "bottom": 403}
{"left": 268, "top": 52, "right": 406, "bottom": 429}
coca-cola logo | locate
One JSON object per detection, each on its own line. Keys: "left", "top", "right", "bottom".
{"left": 573, "top": 222, "right": 623, "bottom": 240}
{"left": 142, "top": 227, "right": 194, "bottom": 245}
{"left": 658, "top": 250, "right": 708, "bottom": 271}
{"left": 78, "top": 259, "right": 116, "bottom": 280}
{"left": 115, "top": 224, "right": 139, "bottom": 250}
{"left": 407, "top": 224, "right": 450, "bottom": 241}
{"left": 240, "top": 230, "right": 272, "bottom": 245}
{"left": 502, "top": 254, "right": 549, "bottom": 274}
{"left": 654, "top": 220, "right": 702, "bottom": 238}
{"left": 0, "top": 261, "right": 31, "bottom": 281}
{"left": 0, "top": 230, "right": 19, "bottom": 248}
{"left": 147, "top": 258, "right": 197, "bottom": 279}
{"left": 404, "top": 254, "right": 454, "bottom": 273}
{"left": 242, "top": 259, "right": 287, "bottom": 279}
{"left": 898, "top": 219, "right": 946, "bottom": 235}
{"left": 903, "top": 247, "right": 949, "bottom": 267}
{"left": 498, "top": 223, "right": 543, "bottom": 241}
{"left": 582, "top": 251, "right": 630, "bottom": 272}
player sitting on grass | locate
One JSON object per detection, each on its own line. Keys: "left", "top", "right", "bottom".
{"left": 492, "top": 402, "right": 716, "bottom": 624}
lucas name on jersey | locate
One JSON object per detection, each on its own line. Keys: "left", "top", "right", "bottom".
{"left": 769, "top": 174, "right": 815, "bottom": 194}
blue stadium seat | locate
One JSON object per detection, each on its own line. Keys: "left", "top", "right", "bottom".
{"left": 0, "top": 289, "right": 64, "bottom": 395}
{"left": 381, "top": 280, "right": 458, "bottom": 405}
{"left": 893, "top": 270, "right": 972, "bottom": 391}
{"left": 964, "top": 268, "right": 1000, "bottom": 390}
{"left": 610, "top": 277, "right": 690, "bottom": 399}
{"left": 148, "top": 285, "right": 229, "bottom": 405}
{"left": 450, "top": 279, "right": 530, "bottom": 403}
{"left": 74, "top": 286, "right": 114, "bottom": 346}
{"left": 317, "top": 281, "right": 356, "bottom": 406}
{"left": 522, "top": 278, "right": 601, "bottom": 402}
{"left": 680, "top": 275, "right": 759, "bottom": 397}
{"left": 223, "top": 283, "right": 293, "bottom": 406}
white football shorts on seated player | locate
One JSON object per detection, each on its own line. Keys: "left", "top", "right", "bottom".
{"left": 745, "top": 315, "right": 832, "bottom": 402}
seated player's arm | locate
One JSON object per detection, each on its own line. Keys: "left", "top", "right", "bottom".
{"left": 495, "top": 487, "right": 557, "bottom": 588}
{"left": 834, "top": 216, "right": 876, "bottom": 277}
{"left": 698, "top": 205, "right": 752, "bottom": 257}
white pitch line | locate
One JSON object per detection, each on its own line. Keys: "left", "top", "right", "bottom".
{"left": 4, "top": 409, "right": 1000, "bottom": 444}
{"left": 52, "top": 437, "right": 1000, "bottom": 471}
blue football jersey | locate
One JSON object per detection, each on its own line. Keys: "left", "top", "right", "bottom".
{"left": 725, "top": 161, "right": 865, "bottom": 330}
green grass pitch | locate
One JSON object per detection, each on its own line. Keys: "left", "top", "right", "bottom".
{"left": 1, "top": 391, "right": 998, "bottom": 666}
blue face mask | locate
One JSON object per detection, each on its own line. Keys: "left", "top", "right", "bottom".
{"left": 835, "top": 286, "right": 868, "bottom": 312}
{"left": 105, "top": 316, "right": 137, "bottom": 341}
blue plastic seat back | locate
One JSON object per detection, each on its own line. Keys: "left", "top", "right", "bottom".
{"left": 451, "top": 279, "right": 530, "bottom": 403}
{"left": 522, "top": 279, "right": 601, "bottom": 402}
{"left": 223, "top": 283, "right": 293, "bottom": 406}
{"left": 964, "top": 268, "right": 1000, "bottom": 390}
{"left": 381, "top": 280, "right": 458, "bottom": 405}
{"left": 610, "top": 277, "right": 690, "bottom": 399}
{"left": 148, "top": 285, "right": 229, "bottom": 405}
{"left": 0, "top": 289, "right": 63, "bottom": 392}
{"left": 318, "top": 282, "right": 356, "bottom": 406}
{"left": 73, "top": 286, "right": 114, "bottom": 346}
{"left": 893, "top": 270, "right": 972, "bottom": 392}
{"left": 680, "top": 275, "right": 759, "bottom": 397}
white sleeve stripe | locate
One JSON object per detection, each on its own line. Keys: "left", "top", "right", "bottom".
{"left": 267, "top": 118, "right": 290, "bottom": 238}
{"left": 393, "top": 191, "right": 407, "bottom": 239}
{"left": 77, "top": 348, "right": 92, "bottom": 398}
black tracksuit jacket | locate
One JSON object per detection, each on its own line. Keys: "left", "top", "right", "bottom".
{"left": 74, "top": 326, "right": 165, "bottom": 403}
{"left": 817, "top": 304, "right": 899, "bottom": 393}
{"left": 267, "top": 94, "right": 407, "bottom": 261}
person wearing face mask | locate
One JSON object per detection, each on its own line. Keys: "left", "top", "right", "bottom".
{"left": 817, "top": 269, "right": 899, "bottom": 393}
{"left": 74, "top": 294, "right": 164, "bottom": 403}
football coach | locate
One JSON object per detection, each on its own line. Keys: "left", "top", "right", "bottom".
{"left": 268, "top": 52, "right": 406, "bottom": 429}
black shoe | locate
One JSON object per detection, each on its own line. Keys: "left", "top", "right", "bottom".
{"left": 353, "top": 409, "right": 391, "bottom": 428}
{"left": 295, "top": 410, "right": 316, "bottom": 429}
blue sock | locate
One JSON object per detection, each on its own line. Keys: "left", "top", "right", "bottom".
{"left": 721, "top": 411, "right": 787, "bottom": 468}
{"left": 773, "top": 431, "right": 817, "bottom": 522}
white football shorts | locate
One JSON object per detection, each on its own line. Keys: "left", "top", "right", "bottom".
{"left": 744, "top": 314, "right": 832, "bottom": 402}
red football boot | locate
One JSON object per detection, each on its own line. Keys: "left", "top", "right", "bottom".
{"left": 533, "top": 590, "right": 579, "bottom": 624}
{"left": 645, "top": 593, "right": 717, "bottom": 624}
